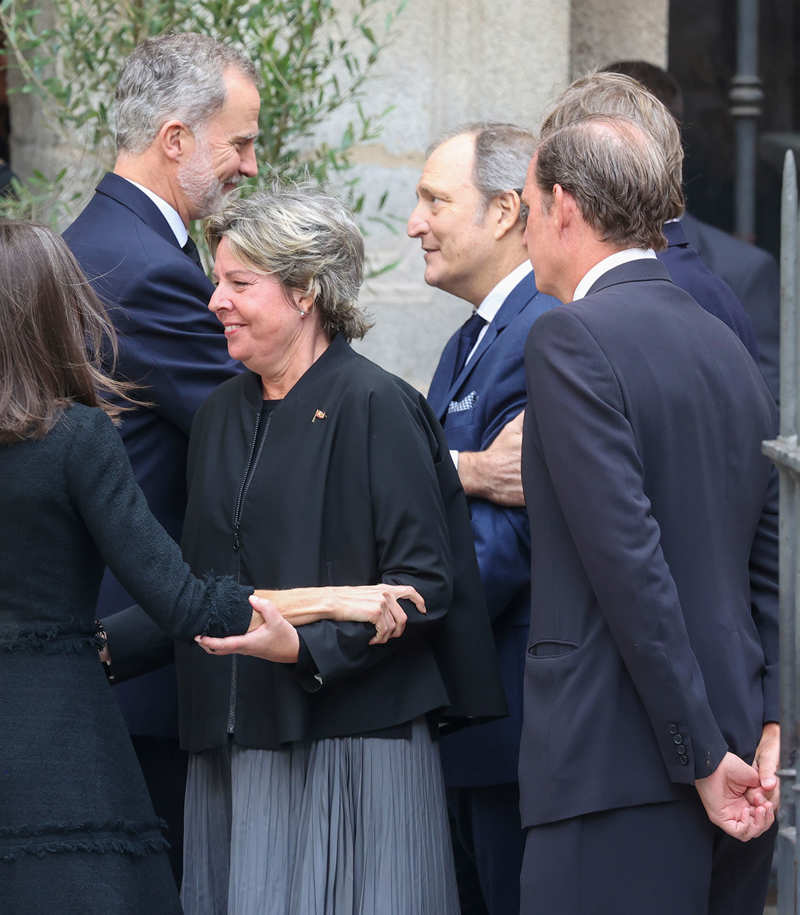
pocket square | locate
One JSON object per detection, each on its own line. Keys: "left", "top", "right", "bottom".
{"left": 448, "top": 390, "right": 478, "bottom": 414}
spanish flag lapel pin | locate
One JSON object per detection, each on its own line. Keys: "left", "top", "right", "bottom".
{"left": 312, "top": 409, "right": 327, "bottom": 423}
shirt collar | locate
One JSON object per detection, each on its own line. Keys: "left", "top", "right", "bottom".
{"left": 476, "top": 260, "right": 533, "bottom": 323}
{"left": 124, "top": 178, "right": 189, "bottom": 246}
{"left": 572, "top": 248, "right": 656, "bottom": 301}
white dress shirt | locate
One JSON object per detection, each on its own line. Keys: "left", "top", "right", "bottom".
{"left": 125, "top": 177, "right": 188, "bottom": 246}
{"left": 572, "top": 248, "right": 656, "bottom": 301}
{"left": 450, "top": 260, "right": 534, "bottom": 469}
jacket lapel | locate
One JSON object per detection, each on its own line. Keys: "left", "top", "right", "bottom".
{"left": 427, "top": 333, "right": 460, "bottom": 421}
{"left": 434, "top": 271, "right": 539, "bottom": 419}
{"left": 94, "top": 172, "right": 183, "bottom": 251}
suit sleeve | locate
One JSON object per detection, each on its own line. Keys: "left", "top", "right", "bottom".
{"left": 469, "top": 333, "right": 531, "bottom": 621}
{"left": 112, "top": 261, "right": 242, "bottom": 435}
{"left": 750, "top": 463, "right": 780, "bottom": 722}
{"left": 296, "top": 386, "right": 454, "bottom": 688}
{"left": 740, "top": 254, "right": 780, "bottom": 403}
{"left": 525, "top": 308, "right": 728, "bottom": 783}
{"left": 66, "top": 410, "right": 253, "bottom": 649}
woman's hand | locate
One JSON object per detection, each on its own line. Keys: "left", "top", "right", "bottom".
{"left": 246, "top": 604, "right": 265, "bottom": 632}
{"left": 255, "top": 584, "right": 426, "bottom": 645}
{"left": 196, "top": 595, "right": 300, "bottom": 662}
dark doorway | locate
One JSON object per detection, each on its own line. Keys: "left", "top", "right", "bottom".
{"left": 668, "top": 0, "right": 799, "bottom": 257}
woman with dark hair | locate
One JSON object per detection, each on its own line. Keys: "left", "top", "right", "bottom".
{"left": 0, "top": 221, "right": 416, "bottom": 914}
{"left": 156, "top": 187, "right": 506, "bottom": 915}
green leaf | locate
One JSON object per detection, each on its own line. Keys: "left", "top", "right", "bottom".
{"left": 2, "top": 0, "right": 402, "bottom": 263}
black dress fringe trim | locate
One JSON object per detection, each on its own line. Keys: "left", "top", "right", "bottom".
{"left": 201, "top": 573, "right": 251, "bottom": 637}
{"left": 0, "top": 620, "right": 97, "bottom": 654}
{"left": 0, "top": 818, "right": 170, "bottom": 863}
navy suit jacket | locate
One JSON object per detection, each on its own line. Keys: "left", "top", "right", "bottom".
{"left": 658, "top": 220, "right": 759, "bottom": 360}
{"left": 64, "top": 173, "right": 242, "bottom": 736}
{"left": 429, "top": 270, "right": 558, "bottom": 786}
{"left": 519, "top": 259, "right": 778, "bottom": 828}
{"left": 681, "top": 212, "right": 780, "bottom": 402}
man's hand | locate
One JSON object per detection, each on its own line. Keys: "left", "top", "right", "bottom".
{"left": 695, "top": 751, "right": 775, "bottom": 841}
{"left": 746, "top": 722, "right": 780, "bottom": 809}
{"left": 458, "top": 410, "right": 525, "bottom": 506}
{"left": 195, "top": 595, "right": 300, "bottom": 662}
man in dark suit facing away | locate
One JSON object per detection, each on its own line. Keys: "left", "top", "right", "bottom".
{"left": 541, "top": 69, "right": 760, "bottom": 365}
{"left": 63, "top": 32, "right": 260, "bottom": 878}
{"left": 408, "top": 123, "right": 558, "bottom": 914}
{"left": 518, "top": 106, "right": 779, "bottom": 914}
{"left": 604, "top": 59, "right": 781, "bottom": 402}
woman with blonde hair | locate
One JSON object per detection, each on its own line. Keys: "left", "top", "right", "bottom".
{"left": 168, "top": 186, "right": 505, "bottom": 914}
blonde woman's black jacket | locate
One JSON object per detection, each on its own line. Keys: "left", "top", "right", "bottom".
{"left": 109, "top": 335, "right": 505, "bottom": 751}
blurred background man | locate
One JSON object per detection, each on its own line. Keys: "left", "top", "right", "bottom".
{"left": 603, "top": 59, "right": 780, "bottom": 402}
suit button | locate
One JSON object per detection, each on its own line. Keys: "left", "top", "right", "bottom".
{"left": 672, "top": 734, "right": 683, "bottom": 745}
{"left": 668, "top": 724, "right": 678, "bottom": 735}
{"left": 679, "top": 756, "right": 689, "bottom": 766}
{"left": 677, "top": 745, "right": 687, "bottom": 756}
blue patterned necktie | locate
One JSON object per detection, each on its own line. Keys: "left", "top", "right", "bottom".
{"left": 452, "top": 311, "right": 486, "bottom": 383}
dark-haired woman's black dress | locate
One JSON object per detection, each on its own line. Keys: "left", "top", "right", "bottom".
{"left": 0, "top": 403, "right": 252, "bottom": 915}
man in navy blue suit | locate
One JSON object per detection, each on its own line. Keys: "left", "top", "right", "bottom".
{"left": 63, "top": 32, "right": 260, "bottom": 879}
{"left": 518, "top": 102, "right": 778, "bottom": 915}
{"left": 408, "top": 122, "right": 558, "bottom": 915}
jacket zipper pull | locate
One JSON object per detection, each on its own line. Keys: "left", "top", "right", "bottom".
{"left": 233, "top": 529, "right": 240, "bottom": 551}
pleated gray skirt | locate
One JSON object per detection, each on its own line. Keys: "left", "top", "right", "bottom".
{"left": 181, "top": 718, "right": 460, "bottom": 915}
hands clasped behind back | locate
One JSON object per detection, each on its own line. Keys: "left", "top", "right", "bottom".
{"left": 695, "top": 749, "right": 777, "bottom": 843}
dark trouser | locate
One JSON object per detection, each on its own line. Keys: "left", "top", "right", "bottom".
{"left": 449, "top": 783, "right": 524, "bottom": 915}
{"left": 521, "top": 798, "right": 777, "bottom": 915}
{"left": 132, "top": 735, "right": 188, "bottom": 886}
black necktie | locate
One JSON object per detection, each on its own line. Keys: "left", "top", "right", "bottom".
{"left": 182, "top": 236, "right": 203, "bottom": 271}
{"left": 453, "top": 312, "right": 486, "bottom": 382}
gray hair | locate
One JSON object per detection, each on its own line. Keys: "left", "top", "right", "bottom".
{"left": 534, "top": 115, "right": 671, "bottom": 251}
{"left": 114, "top": 32, "right": 257, "bottom": 154}
{"left": 602, "top": 60, "right": 684, "bottom": 123}
{"left": 541, "top": 71, "right": 685, "bottom": 220}
{"left": 429, "top": 122, "right": 536, "bottom": 225}
{"left": 205, "top": 186, "right": 370, "bottom": 342}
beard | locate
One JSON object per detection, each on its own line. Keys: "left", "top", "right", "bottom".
{"left": 177, "top": 140, "right": 236, "bottom": 218}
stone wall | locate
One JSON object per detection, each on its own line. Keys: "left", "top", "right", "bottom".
{"left": 570, "top": 0, "right": 668, "bottom": 80}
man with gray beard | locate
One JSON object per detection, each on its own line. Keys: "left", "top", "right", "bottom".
{"left": 63, "top": 31, "right": 260, "bottom": 881}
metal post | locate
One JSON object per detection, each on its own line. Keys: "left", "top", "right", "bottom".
{"left": 765, "top": 150, "right": 799, "bottom": 915}
{"left": 729, "top": 0, "right": 763, "bottom": 241}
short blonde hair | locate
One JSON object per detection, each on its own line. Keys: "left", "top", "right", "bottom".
{"left": 206, "top": 185, "right": 370, "bottom": 342}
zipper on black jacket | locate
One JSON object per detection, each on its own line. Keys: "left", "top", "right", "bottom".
{"left": 227, "top": 406, "right": 272, "bottom": 735}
